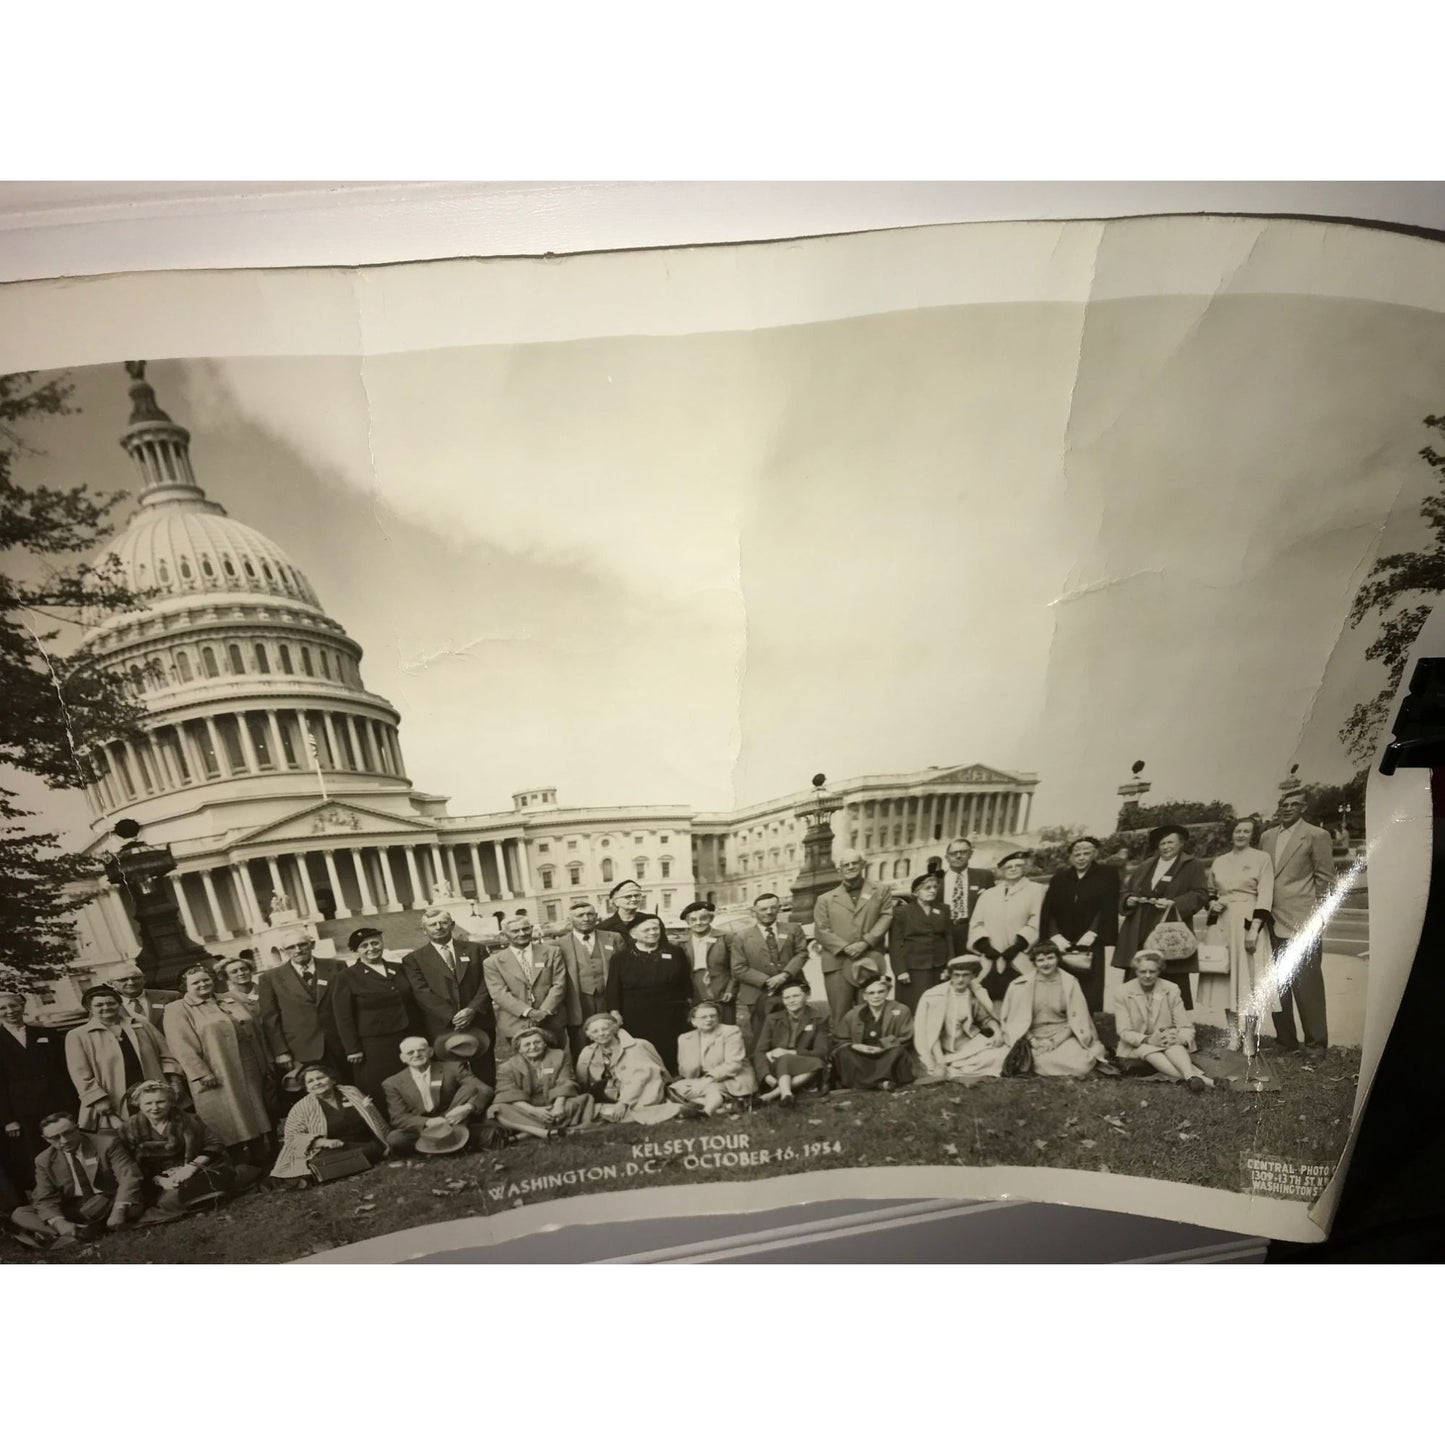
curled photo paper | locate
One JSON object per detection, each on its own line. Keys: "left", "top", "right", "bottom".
{"left": 0, "top": 215, "right": 1438, "bottom": 1262}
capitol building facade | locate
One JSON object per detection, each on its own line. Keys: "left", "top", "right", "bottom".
{"left": 65, "top": 366, "right": 1039, "bottom": 987}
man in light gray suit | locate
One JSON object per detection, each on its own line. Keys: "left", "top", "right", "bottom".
{"left": 1260, "top": 790, "right": 1336, "bottom": 1055}
{"left": 555, "top": 901, "right": 621, "bottom": 1056}
{"left": 483, "top": 916, "right": 568, "bottom": 1062}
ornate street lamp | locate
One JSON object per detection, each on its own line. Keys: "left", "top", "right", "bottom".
{"left": 787, "top": 773, "right": 844, "bottom": 925}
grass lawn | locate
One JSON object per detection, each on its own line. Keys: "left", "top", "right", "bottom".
{"left": 2, "top": 1030, "right": 1359, "bottom": 1264}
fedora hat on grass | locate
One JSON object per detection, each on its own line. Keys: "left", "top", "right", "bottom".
{"left": 416, "top": 1117, "right": 469, "bottom": 1155}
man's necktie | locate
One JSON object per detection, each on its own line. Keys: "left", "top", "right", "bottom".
{"left": 951, "top": 873, "right": 966, "bottom": 921}
{"left": 765, "top": 929, "right": 780, "bottom": 967}
{"left": 302, "top": 968, "right": 317, "bottom": 999}
{"left": 68, "top": 1151, "right": 95, "bottom": 1198}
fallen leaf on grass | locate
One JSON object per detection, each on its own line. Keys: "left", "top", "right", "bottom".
{"left": 362, "top": 1193, "right": 375, "bottom": 1201}
{"left": 1079, "top": 1139, "right": 1096, "bottom": 1149}
{"left": 353, "top": 1204, "right": 376, "bottom": 1215}
{"left": 942, "top": 1143, "right": 960, "bottom": 1157}
{"left": 387, "top": 1161, "right": 406, "bottom": 1169}
{"left": 1034, "top": 1139, "right": 1048, "bottom": 1152}
{"left": 1177, "top": 1133, "right": 1197, "bottom": 1143}
{"left": 1138, "top": 1099, "right": 1149, "bottom": 1109}
{"left": 430, "top": 1189, "right": 451, "bottom": 1198}
{"left": 808, "top": 1119, "right": 824, "bottom": 1125}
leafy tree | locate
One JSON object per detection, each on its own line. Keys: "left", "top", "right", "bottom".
{"left": 1341, "top": 412, "right": 1445, "bottom": 765}
{"left": 1028, "top": 822, "right": 1091, "bottom": 875}
{"left": 1, "top": 370, "right": 146, "bottom": 992}
{"left": 1115, "top": 797, "right": 1235, "bottom": 834}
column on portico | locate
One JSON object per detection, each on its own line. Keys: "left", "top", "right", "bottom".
{"left": 171, "top": 876, "right": 204, "bottom": 945}
{"left": 1021, "top": 792, "right": 1033, "bottom": 831}
{"left": 467, "top": 842, "right": 486, "bottom": 901}
{"left": 495, "top": 841, "right": 516, "bottom": 896}
{"left": 265, "top": 710, "right": 288, "bottom": 770}
{"left": 376, "top": 847, "right": 402, "bottom": 912}
{"left": 322, "top": 849, "right": 353, "bottom": 918}
{"left": 344, "top": 714, "right": 365, "bottom": 771}
{"left": 265, "top": 857, "right": 286, "bottom": 911}
{"left": 232, "top": 864, "right": 264, "bottom": 933}
{"left": 202, "top": 717, "right": 231, "bottom": 777}
{"left": 293, "top": 853, "right": 323, "bottom": 922}
{"left": 321, "top": 713, "right": 342, "bottom": 771}
{"left": 512, "top": 838, "right": 532, "bottom": 896}
{"left": 350, "top": 848, "right": 377, "bottom": 914}
{"left": 429, "top": 845, "right": 445, "bottom": 897}
{"left": 403, "top": 845, "right": 424, "bottom": 908}
{"left": 199, "top": 869, "right": 233, "bottom": 940}
{"left": 444, "top": 846, "right": 462, "bottom": 897}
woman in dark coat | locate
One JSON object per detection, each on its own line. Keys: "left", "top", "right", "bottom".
{"left": 1113, "top": 824, "right": 1211, "bottom": 1008}
{"left": 833, "top": 976, "right": 915, "bottom": 1092}
{"left": 605, "top": 916, "right": 693, "bottom": 1073}
{"left": 1039, "top": 836, "right": 1120, "bottom": 1014}
{"left": 332, "top": 928, "right": 418, "bottom": 1109}
{"left": 888, "top": 873, "right": 952, "bottom": 1014}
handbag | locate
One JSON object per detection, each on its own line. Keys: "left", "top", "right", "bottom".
{"left": 1060, "top": 948, "right": 1093, "bottom": 974}
{"left": 1196, "top": 929, "right": 1230, "bottom": 976}
{"left": 1143, "top": 904, "right": 1199, "bottom": 962}
{"left": 307, "top": 1144, "right": 375, "bottom": 1183}
{"left": 1000, "top": 1036, "right": 1033, "bottom": 1077}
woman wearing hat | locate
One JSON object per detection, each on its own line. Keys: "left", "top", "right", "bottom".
{"left": 833, "top": 977, "right": 915, "bottom": 1092}
{"left": 1113, "top": 950, "right": 1215, "bottom": 1091}
{"left": 968, "top": 853, "right": 1046, "bottom": 1004}
{"left": 162, "top": 964, "right": 272, "bottom": 1161}
{"left": 912, "top": 956, "right": 1009, "bottom": 1081}
{"left": 888, "top": 873, "right": 952, "bottom": 1015}
{"left": 998, "top": 942, "right": 1113, "bottom": 1077}
{"left": 1114, "top": 824, "right": 1211, "bottom": 1008}
{"left": 1039, "top": 836, "right": 1119, "bottom": 1015}
{"left": 574, "top": 1014, "right": 683, "bottom": 1125}
{"left": 333, "top": 927, "right": 418, "bottom": 1109}
{"left": 270, "top": 1062, "right": 390, "bottom": 1181}
{"left": 489, "top": 1027, "right": 596, "bottom": 1140}
{"left": 65, "top": 986, "right": 184, "bottom": 1130}
{"left": 671, "top": 1002, "right": 755, "bottom": 1116}
{"left": 605, "top": 916, "right": 693, "bottom": 1073}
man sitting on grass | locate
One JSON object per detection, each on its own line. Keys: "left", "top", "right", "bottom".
{"left": 9, "top": 1110, "right": 142, "bottom": 1245}
{"left": 382, "top": 1037, "right": 496, "bottom": 1153}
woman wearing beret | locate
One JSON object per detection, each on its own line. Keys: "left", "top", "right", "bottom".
{"left": 1039, "top": 836, "right": 1119, "bottom": 1015}
{"left": 969, "top": 852, "right": 1046, "bottom": 1003}
{"left": 912, "top": 955, "right": 1009, "bottom": 1081}
{"left": 1113, "top": 824, "right": 1211, "bottom": 1008}
{"left": 1198, "top": 817, "right": 1280, "bottom": 1056}
{"left": 833, "top": 976, "right": 915, "bottom": 1092}
{"left": 332, "top": 927, "right": 418, "bottom": 1110}
{"left": 888, "top": 872, "right": 953, "bottom": 1015}
{"left": 999, "top": 943, "right": 1113, "bottom": 1078}
{"left": 605, "top": 916, "right": 693, "bottom": 1074}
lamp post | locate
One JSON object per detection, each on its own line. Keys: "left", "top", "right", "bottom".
{"left": 788, "top": 773, "right": 844, "bottom": 926}
{"left": 102, "top": 818, "right": 212, "bottom": 990}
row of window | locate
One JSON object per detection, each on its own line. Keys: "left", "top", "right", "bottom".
{"left": 138, "top": 549, "right": 309, "bottom": 600}
{"left": 536, "top": 857, "right": 675, "bottom": 890}
{"left": 537, "top": 891, "right": 677, "bottom": 924}
{"left": 121, "top": 639, "right": 359, "bottom": 695}
{"left": 535, "top": 832, "right": 671, "bottom": 855}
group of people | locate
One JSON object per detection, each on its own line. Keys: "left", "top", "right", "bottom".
{"left": 1, "top": 792, "right": 1338, "bottom": 1249}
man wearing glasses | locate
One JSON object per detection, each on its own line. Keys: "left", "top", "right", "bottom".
{"left": 8, "top": 1110, "right": 143, "bottom": 1246}
{"left": 257, "top": 928, "right": 347, "bottom": 1079}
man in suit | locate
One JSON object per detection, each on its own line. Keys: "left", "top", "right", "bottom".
{"left": 484, "top": 916, "right": 568, "bottom": 1061}
{"left": 599, "top": 879, "right": 664, "bottom": 942}
{"left": 555, "top": 900, "right": 622, "bottom": 1057}
{"left": 109, "top": 966, "right": 179, "bottom": 1030}
{"left": 728, "top": 892, "right": 809, "bottom": 1049}
{"left": 0, "top": 989, "right": 79, "bottom": 1191}
{"left": 8, "top": 1110, "right": 143, "bottom": 1243}
{"left": 401, "top": 908, "right": 497, "bottom": 1085}
{"left": 935, "top": 838, "right": 996, "bottom": 956}
{"left": 813, "top": 850, "right": 897, "bottom": 1027}
{"left": 381, "top": 1037, "right": 495, "bottom": 1152}
{"left": 679, "top": 901, "right": 733, "bottom": 1011}
{"left": 257, "top": 928, "right": 346, "bottom": 1078}
{"left": 1262, "top": 790, "right": 1335, "bottom": 1055}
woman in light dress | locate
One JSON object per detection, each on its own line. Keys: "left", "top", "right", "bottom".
{"left": 574, "top": 1014, "right": 683, "bottom": 1125}
{"left": 1113, "top": 950, "right": 1215, "bottom": 1091}
{"left": 999, "top": 943, "right": 1114, "bottom": 1078}
{"left": 1198, "top": 817, "right": 1280, "bottom": 1056}
{"left": 913, "top": 955, "right": 1009, "bottom": 1081}
{"left": 671, "top": 1002, "right": 756, "bottom": 1116}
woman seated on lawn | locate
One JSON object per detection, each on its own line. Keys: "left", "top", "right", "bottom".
{"left": 670, "top": 1002, "right": 755, "bottom": 1117}
{"left": 118, "top": 1079, "right": 261, "bottom": 1220}
{"left": 489, "top": 1026, "right": 597, "bottom": 1140}
{"left": 834, "top": 976, "right": 915, "bottom": 1093}
{"left": 999, "top": 942, "right": 1115, "bottom": 1079}
{"left": 1113, "top": 950, "right": 1216, "bottom": 1092}
{"left": 913, "top": 955, "right": 1009, "bottom": 1082}
{"left": 754, "top": 980, "right": 831, "bottom": 1107}
{"left": 574, "top": 1014, "right": 683, "bottom": 1125}
{"left": 269, "top": 1063, "right": 390, "bottom": 1183}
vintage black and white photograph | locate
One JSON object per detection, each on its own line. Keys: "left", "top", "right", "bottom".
{"left": 1, "top": 215, "right": 1442, "bottom": 1261}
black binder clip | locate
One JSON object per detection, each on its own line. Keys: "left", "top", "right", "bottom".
{"left": 1378, "top": 657, "right": 1445, "bottom": 775}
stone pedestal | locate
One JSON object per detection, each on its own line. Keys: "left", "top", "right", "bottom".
{"left": 107, "top": 841, "right": 212, "bottom": 991}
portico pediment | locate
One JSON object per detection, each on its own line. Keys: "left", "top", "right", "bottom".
{"left": 229, "top": 800, "right": 432, "bottom": 849}
{"left": 929, "top": 763, "right": 1030, "bottom": 787}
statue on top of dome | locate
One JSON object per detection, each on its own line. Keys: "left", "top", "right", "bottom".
{"left": 124, "top": 359, "right": 146, "bottom": 381}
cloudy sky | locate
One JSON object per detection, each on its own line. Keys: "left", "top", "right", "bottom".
{"left": 18, "top": 286, "right": 1445, "bottom": 841}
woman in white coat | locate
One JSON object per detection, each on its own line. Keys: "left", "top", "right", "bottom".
{"left": 671, "top": 1002, "right": 756, "bottom": 1116}
{"left": 969, "top": 852, "right": 1046, "bottom": 1003}
{"left": 1113, "top": 950, "right": 1215, "bottom": 1091}
{"left": 913, "top": 955, "right": 1009, "bottom": 1081}
{"left": 1199, "top": 817, "right": 1280, "bottom": 1056}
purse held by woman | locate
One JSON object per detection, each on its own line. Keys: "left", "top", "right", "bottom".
{"left": 307, "top": 1145, "right": 375, "bottom": 1183}
{"left": 1000, "top": 1036, "right": 1033, "bottom": 1077}
{"left": 1143, "top": 904, "right": 1199, "bottom": 962}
